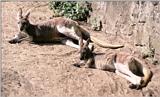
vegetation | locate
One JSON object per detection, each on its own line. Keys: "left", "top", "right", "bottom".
{"left": 49, "top": 1, "right": 92, "bottom": 21}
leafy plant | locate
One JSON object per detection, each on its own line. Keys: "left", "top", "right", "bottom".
{"left": 49, "top": 1, "right": 92, "bottom": 21}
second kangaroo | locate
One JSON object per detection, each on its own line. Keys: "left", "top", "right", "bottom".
{"left": 73, "top": 39, "right": 153, "bottom": 90}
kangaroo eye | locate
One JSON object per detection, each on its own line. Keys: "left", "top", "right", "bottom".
{"left": 17, "top": 22, "right": 20, "bottom": 24}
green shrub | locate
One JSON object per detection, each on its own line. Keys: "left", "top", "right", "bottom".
{"left": 49, "top": 1, "right": 92, "bottom": 21}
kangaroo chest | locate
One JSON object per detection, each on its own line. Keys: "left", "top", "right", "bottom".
{"left": 35, "top": 18, "right": 78, "bottom": 41}
{"left": 32, "top": 24, "right": 66, "bottom": 42}
{"left": 93, "top": 52, "right": 116, "bottom": 71}
{"left": 95, "top": 53, "right": 114, "bottom": 66}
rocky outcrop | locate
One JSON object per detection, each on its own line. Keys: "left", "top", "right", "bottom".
{"left": 88, "top": 1, "right": 160, "bottom": 64}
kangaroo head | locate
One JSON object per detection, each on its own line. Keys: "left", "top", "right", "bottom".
{"left": 73, "top": 38, "right": 94, "bottom": 68}
{"left": 17, "top": 8, "right": 31, "bottom": 32}
{"left": 80, "top": 38, "right": 94, "bottom": 60}
{"left": 8, "top": 8, "right": 31, "bottom": 44}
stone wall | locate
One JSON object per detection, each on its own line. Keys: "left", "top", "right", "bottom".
{"left": 89, "top": 1, "right": 160, "bottom": 64}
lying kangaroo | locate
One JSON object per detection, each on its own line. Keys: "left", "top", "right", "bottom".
{"left": 73, "top": 39, "right": 152, "bottom": 89}
{"left": 8, "top": 8, "right": 124, "bottom": 51}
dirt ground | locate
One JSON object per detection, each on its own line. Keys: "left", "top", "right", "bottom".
{"left": 2, "top": 2, "right": 160, "bottom": 97}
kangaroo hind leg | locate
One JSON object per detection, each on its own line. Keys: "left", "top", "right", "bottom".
{"left": 57, "top": 25, "right": 92, "bottom": 51}
{"left": 61, "top": 39, "right": 79, "bottom": 49}
{"left": 114, "top": 63, "right": 142, "bottom": 88}
{"left": 57, "top": 25, "right": 79, "bottom": 40}
{"left": 115, "top": 70, "right": 141, "bottom": 89}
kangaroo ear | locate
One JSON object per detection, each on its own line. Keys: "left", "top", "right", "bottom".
{"left": 84, "top": 38, "right": 90, "bottom": 47}
{"left": 17, "top": 8, "right": 23, "bottom": 19}
{"left": 24, "top": 9, "right": 31, "bottom": 19}
{"left": 80, "top": 38, "right": 84, "bottom": 51}
{"left": 91, "top": 45, "right": 94, "bottom": 52}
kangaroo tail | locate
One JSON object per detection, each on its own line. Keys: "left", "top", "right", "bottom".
{"left": 141, "top": 68, "right": 153, "bottom": 87}
{"left": 78, "top": 25, "right": 124, "bottom": 49}
{"left": 90, "top": 36, "right": 124, "bottom": 49}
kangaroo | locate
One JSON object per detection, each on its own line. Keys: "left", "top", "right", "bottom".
{"left": 73, "top": 38, "right": 153, "bottom": 89}
{"left": 8, "top": 8, "right": 124, "bottom": 51}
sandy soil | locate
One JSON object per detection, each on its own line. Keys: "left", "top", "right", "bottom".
{"left": 2, "top": 2, "right": 160, "bottom": 97}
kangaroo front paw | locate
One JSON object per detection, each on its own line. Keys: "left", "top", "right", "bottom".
{"left": 73, "top": 63, "right": 81, "bottom": 68}
{"left": 8, "top": 39, "right": 21, "bottom": 44}
{"left": 129, "top": 84, "right": 138, "bottom": 89}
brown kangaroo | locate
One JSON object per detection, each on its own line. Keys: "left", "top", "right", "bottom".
{"left": 73, "top": 38, "right": 153, "bottom": 89}
{"left": 8, "top": 8, "right": 124, "bottom": 51}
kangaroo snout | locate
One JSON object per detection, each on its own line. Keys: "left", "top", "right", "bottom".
{"left": 80, "top": 55, "right": 84, "bottom": 60}
{"left": 80, "top": 57, "right": 83, "bottom": 60}
{"left": 20, "top": 27, "right": 23, "bottom": 31}
{"left": 73, "top": 63, "right": 81, "bottom": 68}
{"left": 20, "top": 25, "right": 25, "bottom": 31}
